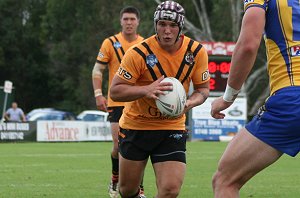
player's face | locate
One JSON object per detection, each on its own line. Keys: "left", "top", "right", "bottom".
{"left": 156, "top": 20, "right": 180, "bottom": 48}
{"left": 120, "top": 13, "right": 139, "bottom": 35}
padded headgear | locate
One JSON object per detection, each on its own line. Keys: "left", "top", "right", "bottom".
{"left": 154, "top": 1, "right": 185, "bottom": 39}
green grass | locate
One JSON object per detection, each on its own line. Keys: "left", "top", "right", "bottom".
{"left": 0, "top": 142, "right": 299, "bottom": 197}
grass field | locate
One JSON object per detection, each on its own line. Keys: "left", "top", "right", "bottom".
{"left": 0, "top": 141, "right": 299, "bottom": 198}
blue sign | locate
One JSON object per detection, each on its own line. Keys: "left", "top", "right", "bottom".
{"left": 191, "top": 97, "right": 247, "bottom": 141}
{"left": 191, "top": 119, "right": 245, "bottom": 141}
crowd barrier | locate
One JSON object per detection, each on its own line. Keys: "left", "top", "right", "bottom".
{"left": 0, "top": 121, "right": 112, "bottom": 142}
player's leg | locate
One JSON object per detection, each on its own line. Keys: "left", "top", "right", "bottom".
{"left": 153, "top": 161, "right": 186, "bottom": 198}
{"left": 212, "top": 128, "right": 282, "bottom": 198}
{"left": 213, "top": 87, "right": 300, "bottom": 197}
{"left": 139, "top": 176, "right": 146, "bottom": 198}
{"left": 108, "top": 122, "right": 120, "bottom": 197}
{"left": 118, "top": 128, "right": 149, "bottom": 197}
{"left": 151, "top": 130, "right": 188, "bottom": 198}
{"left": 107, "top": 106, "right": 124, "bottom": 198}
{"left": 119, "top": 155, "right": 147, "bottom": 197}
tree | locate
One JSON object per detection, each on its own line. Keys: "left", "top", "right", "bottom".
{"left": 0, "top": 0, "right": 268, "bottom": 116}
{"left": 0, "top": 0, "right": 50, "bottom": 112}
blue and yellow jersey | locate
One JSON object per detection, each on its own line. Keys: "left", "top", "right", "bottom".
{"left": 244, "top": 0, "right": 300, "bottom": 94}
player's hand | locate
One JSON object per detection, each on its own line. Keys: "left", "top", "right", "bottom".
{"left": 210, "top": 96, "right": 233, "bottom": 119}
{"left": 182, "top": 99, "right": 192, "bottom": 114}
{"left": 145, "top": 76, "right": 173, "bottom": 100}
{"left": 95, "top": 95, "right": 107, "bottom": 111}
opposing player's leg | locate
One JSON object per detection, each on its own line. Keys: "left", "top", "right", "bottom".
{"left": 108, "top": 122, "right": 121, "bottom": 198}
{"left": 213, "top": 87, "right": 300, "bottom": 197}
{"left": 212, "top": 128, "right": 282, "bottom": 198}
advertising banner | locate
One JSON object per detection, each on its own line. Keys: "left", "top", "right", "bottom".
{"left": 37, "top": 121, "right": 112, "bottom": 142}
{"left": 0, "top": 122, "right": 36, "bottom": 141}
{"left": 191, "top": 97, "right": 247, "bottom": 141}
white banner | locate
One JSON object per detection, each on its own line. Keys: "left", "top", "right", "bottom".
{"left": 192, "top": 97, "right": 247, "bottom": 120}
{"left": 191, "top": 97, "right": 247, "bottom": 141}
{"left": 37, "top": 121, "right": 112, "bottom": 142}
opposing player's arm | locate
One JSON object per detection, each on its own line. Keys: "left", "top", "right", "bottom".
{"left": 227, "top": 7, "right": 265, "bottom": 91}
{"left": 211, "top": 7, "right": 265, "bottom": 119}
{"left": 92, "top": 62, "right": 108, "bottom": 111}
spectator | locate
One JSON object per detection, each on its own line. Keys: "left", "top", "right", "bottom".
{"left": 4, "top": 102, "right": 26, "bottom": 122}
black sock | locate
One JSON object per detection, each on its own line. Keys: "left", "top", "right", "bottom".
{"left": 111, "top": 155, "right": 119, "bottom": 176}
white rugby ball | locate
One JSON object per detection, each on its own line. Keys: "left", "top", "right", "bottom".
{"left": 155, "top": 77, "right": 187, "bottom": 117}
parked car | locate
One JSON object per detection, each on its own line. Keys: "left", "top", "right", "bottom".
{"left": 26, "top": 108, "right": 77, "bottom": 121}
{"left": 26, "top": 108, "right": 54, "bottom": 120}
{"left": 77, "top": 110, "right": 109, "bottom": 122}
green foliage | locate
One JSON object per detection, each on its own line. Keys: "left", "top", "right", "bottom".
{"left": 210, "top": 1, "right": 233, "bottom": 41}
{"left": 0, "top": 0, "right": 265, "bottom": 115}
{"left": 0, "top": 0, "right": 50, "bottom": 112}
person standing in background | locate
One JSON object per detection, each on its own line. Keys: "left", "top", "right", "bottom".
{"left": 91, "top": 6, "right": 145, "bottom": 198}
{"left": 4, "top": 102, "right": 26, "bottom": 122}
{"left": 211, "top": 0, "right": 300, "bottom": 197}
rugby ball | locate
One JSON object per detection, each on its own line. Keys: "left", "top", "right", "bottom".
{"left": 155, "top": 77, "right": 187, "bottom": 117}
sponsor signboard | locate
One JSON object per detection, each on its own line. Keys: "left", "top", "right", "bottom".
{"left": 37, "top": 121, "right": 112, "bottom": 142}
{"left": 191, "top": 97, "right": 247, "bottom": 141}
{"left": 0, "top": 122, "right": 36, "bottom": 141}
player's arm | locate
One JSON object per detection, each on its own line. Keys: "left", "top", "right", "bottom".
{"left": 227, "top": 7, "right": 265, "bottom": 92}
{"left": 185, "top": 81, "right": 209, "bottom": 112}
{"left": 110, "top": 75, "right": 172, "bottom": 102}
{"left": 92, "top": 62, "right": 108, "bottom": 111}
{"left": 211, "top": 7, "right": 265, "bottom": 119}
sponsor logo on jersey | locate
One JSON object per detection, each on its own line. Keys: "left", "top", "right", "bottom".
{"left": 169, "top": 133, "right": 183, "bottom": 140}
{"left": 202, "top": 70, "right": 209, "bottom": 81}
{"left": 290, "top": 46, "right": 300, "bottom": 56}
{"left": 113, "top": 41, "right": 122, "bottom": 49}
{"left": 146, "top": 54, "right": 158, "bottom": 67}
{"left": 244, "top": 0, "right": 254, "bottom": 6}
{"left": 185, "top": 51, "right": 195, "bottom": 65}
{"left": 98, "top": 52, "right": 104, "bottom": 58}
{"left": 244, "top": 0, "right": 254, "bottom": 4}
{"left": 117, "top": 67, "right": 132, "bottom": 80}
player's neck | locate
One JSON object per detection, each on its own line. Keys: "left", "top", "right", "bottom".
{"left": 122, "top": 32, "right": 138, "bottom": 42}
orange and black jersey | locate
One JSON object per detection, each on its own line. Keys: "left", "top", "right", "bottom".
{"left": 116, "top": 35, "right": 210, "bottom": 130}
{"left": 97, "top": 32, "right": 144, "bottom": 107}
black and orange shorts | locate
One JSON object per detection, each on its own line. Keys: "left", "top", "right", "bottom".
{"left": 107, "top": 106, "right": 124, "bottom": 123}
{"left": 118, "top": 128, "right": 188, "bottom": 164}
